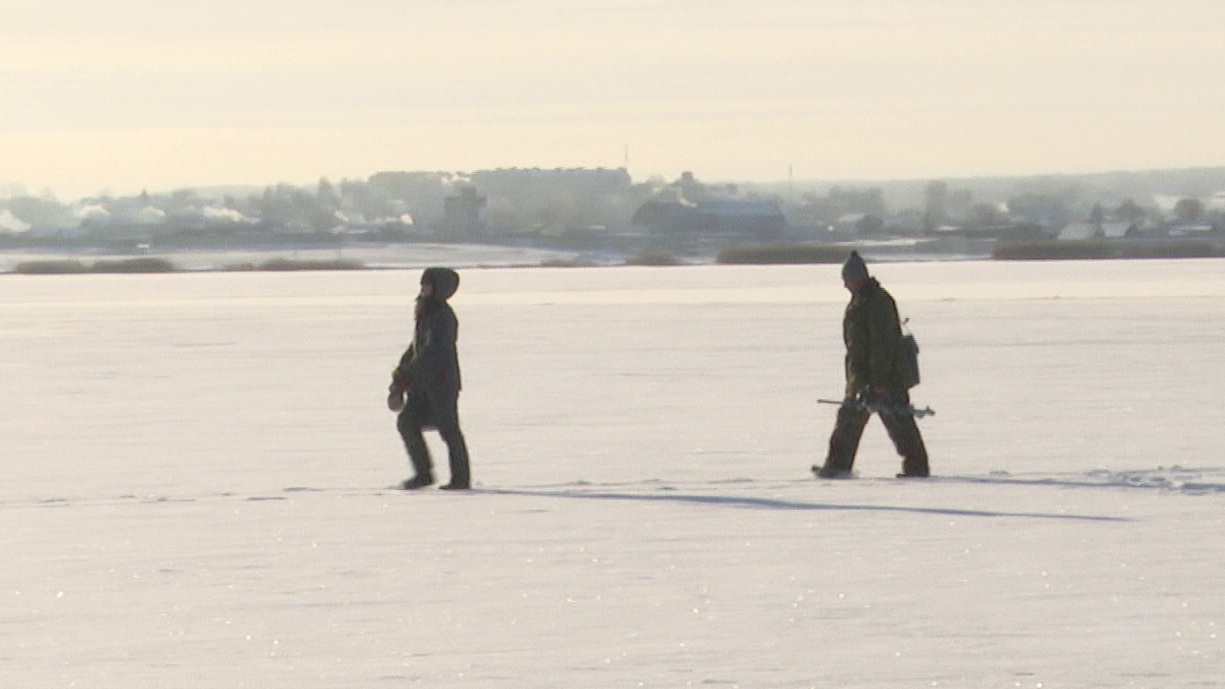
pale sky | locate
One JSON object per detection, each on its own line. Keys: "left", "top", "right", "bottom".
{"left": 2, "top": 0, "right": 1223, "bottom": 201}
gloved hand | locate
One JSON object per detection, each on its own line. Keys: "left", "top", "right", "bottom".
{"left": 387, "top": 380, "right": 406, "bottom": 412}
{"left": 854, "top": 385, "right": 874, "bottom": 404}
{"left": 856, "top": 386, "right": 892, "bottom": 408}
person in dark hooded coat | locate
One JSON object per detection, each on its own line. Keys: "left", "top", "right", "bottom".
{"left": 813, "top": 251, "right": 930, "bottom": 479}
{"left": 388, "top": 267, "right": 471, "bottom": 489}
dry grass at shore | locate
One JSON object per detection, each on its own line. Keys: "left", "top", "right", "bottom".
{"left": 12, "top": 257, "right": 177, "bottom": 274}
{"left": 540, "top": 257, "right": 598, "bottom": 268}
{"left": 249, "top": 257, "right": 367, "bottom": 271}
{"left": 716, "top": 244, "right": 854, "bottom": 265}
{"left": 625, "top": 251, "right": 681, "bottom": 266}
{"left": 993, "top": 239, "right": 1224, "bottom": 260}
{"left": 11, "top": 256, "right": 370, "bottom": 274}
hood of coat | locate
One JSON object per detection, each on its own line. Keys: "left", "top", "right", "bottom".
{"left": 421, "top": 267, "right": 460, "bottom": 301}
{"left": 848, "top": 276, "right": 882, "bottom": 300}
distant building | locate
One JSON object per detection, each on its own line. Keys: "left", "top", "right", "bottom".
{"left": 1058, "top": 221, "right": 1139, "bottom": 240}
{"left": 632, "top": 198, "right": 784, "bottom": 243}
{"left": 468, "top": 167, "right": 632, "bottom": 197}
{"left": 834, "top": 213, "right": 867, "bottom": 234}
{"left": 1167, "top": 223, "right": 1216, "bottom": 238}
{"left": 1206, "top": 191, "right": 1225, "bottom": 213}
{"left": 443, "top": 187, "right": 487, "bottom": 240}
{"left": 0, "top": 209, "right": 30, "bottom": 234}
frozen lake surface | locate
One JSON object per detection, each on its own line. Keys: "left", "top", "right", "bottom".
{"left": 2, "top": 259, "right": 1224, "bottom": 687}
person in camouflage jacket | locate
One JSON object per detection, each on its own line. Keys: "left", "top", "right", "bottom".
{"left": 813, "top": 252, "right": 930, "bottom": 479}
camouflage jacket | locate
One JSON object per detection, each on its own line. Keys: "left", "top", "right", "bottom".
{"left": 843, "top": 278, "right": 907, "bottom": 396}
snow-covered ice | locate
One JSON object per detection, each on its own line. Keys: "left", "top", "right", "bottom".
{"left": 2, "top": 259, "right": 1223, "bottom": 688}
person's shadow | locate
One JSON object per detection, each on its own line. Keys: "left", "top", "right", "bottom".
{"left": 478, "top": 483, "right": 1134, "bottom": 522}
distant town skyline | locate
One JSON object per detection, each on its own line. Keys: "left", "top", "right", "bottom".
{"left": 3, "top": 0, "right": 1223, "bottom": 202}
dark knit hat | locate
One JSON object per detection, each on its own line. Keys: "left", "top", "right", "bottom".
{"left": 841, "top": 251, "right": 869, "bottom": 282}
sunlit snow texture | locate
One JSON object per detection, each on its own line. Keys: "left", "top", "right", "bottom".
{"left": 3, "top": 260, "right": 1223, "bottom": 688}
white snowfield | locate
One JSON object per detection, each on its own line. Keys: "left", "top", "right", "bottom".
{"left": 2, "top": 259, "right": 1223, "bottom": 688}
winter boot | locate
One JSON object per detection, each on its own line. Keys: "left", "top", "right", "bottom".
{"left": 400, "top": 473, "right": 435, "bottom": 490}
{"left": 813, "top": 464, "right": 853, "bottom": 479}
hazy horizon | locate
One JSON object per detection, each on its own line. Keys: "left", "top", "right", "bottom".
{"left": 3, "top": 0, "right": 1223, "bottom": 201}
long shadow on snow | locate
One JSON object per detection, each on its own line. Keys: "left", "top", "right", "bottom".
{"left": 931, "top": 470, "right": 1225, "bottom": 494}
{"left": 479, "top": 489, "right": 1130, "bottom": 522}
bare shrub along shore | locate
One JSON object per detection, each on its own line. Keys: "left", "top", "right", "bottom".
{"left": 993, "top": 239, "right": 1225, "bottom": 260}
{"left": 716, "top": 244, "right": 854, "bottom": 265}
{"left": 11, "top": 257, "right": 369, "bottom": 274}
{"left": 13, "top": 257, "right": 177, "bottom": 274}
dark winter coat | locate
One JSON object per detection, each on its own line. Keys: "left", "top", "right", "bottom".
{"left": 395, "top": 268, "right": 462, "bottom": 399}
{"left": 843, "top": 278, "right": 908, "bottom": 396}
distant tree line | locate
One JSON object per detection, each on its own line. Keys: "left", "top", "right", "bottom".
{"left": 1, "top": 167, "right": 1222, "bottom": 250}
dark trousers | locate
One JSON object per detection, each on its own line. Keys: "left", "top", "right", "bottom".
{"left": 824, "top": 390, "right": 929, "bottom": 476}
{"left": 397, "top": 390, "right": 470, "bottom": 485}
